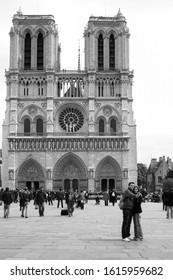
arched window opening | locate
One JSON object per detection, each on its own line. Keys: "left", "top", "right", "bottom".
{"left": 24, "top": 33, "right": 31, "bottom": 70}
{"left": 98, "top": 34, "right": 104, "bottom": 70}
{"left": 37, "top": 33, "right": 44, "bottom": 70}
{"left": 38, "top": 81, "right": 44, "bottom": 96}
{"left": 36, "top": 118, "right": 43, "bottom": 135}
{"left": 24, "top": 119, "right": 30, "bottom": 135}
{"left": 57, "top": 81, "right": 62, "bottom": 97}
{"left": 24, "top": 81, "right": 29, "bottom": 96}
{"left": 109, "top": 34, "right": 115, "bottom": 70}
{"left": 110, "top": 119, "right": 116, "bottom": 135}
{"left": 98, "top": 81, "right": 104, "bottom": 97}
{"left": 110, "top": 81, "right": 114, "bottom": 97}
{"left": 99, "top": 119, "right": 105, "bottom": 135}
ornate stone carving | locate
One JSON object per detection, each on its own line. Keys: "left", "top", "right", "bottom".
{"left": 103, "top": 106, "right": 112, "bottom": 117}
{"left": 8, "top": 137, "right": 129, "bottom": 151}
{"left": 18, "top": 103, "right": 24, "bottom": 109}
{"left": 95, "top": 102, "right": 101, "bottom": 108}
{"left": 46, "top": 169, "right": 52, "bottom": 180}
{"left": 41, "top": 103, "right": 47, "bottom": 109}
{"left": 28, "top": 106, "right": 37, "bottom": 116}
{"left": 9, "top": 170, "right": 14, "bottom": 180}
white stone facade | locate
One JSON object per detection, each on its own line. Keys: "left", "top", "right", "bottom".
{"left": 2, "top": 9, "right": 137, "bottom": 192}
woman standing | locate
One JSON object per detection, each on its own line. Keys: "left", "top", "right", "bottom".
{"left": 133, "top": 186, "right": 143, "bottom": 241}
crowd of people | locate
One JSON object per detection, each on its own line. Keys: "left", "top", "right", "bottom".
{"left": 0, "top": 187, "right": 90, "bottom": 218}
{"left": 1, "top": 184, "right": 173, "bottom": 242}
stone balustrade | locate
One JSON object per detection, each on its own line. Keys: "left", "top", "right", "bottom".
{"left": 8, "top": 137, "right": 129, "bottom": 151}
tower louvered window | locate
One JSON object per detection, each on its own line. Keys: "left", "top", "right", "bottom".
{"left": 109, "top": 34, "right": 115, "bottom": 69}
{"left": 24, "top": 33, "right": 31, "bottom": 70}
{"left": 37, "top": 33, "right": 44, "bottom": 70}
{"left": 98, "top": 34, "right": 104, "bottom": 70}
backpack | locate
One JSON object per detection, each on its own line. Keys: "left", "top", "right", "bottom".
{"left": 118, "top": 195, "right": 124, "bottom": 210}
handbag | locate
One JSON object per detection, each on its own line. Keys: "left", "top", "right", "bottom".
{"left": 118, "top": 196, "right": 124, "bottom": 210}
{"left": 35, "top": 204, "right": 38, "bottom": 210}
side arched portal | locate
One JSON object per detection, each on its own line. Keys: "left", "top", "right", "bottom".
{"left": 95, "top": 156, "right": 122, "bottom": 193}
{"left": 53, "top": 153, "right": 88, "bottom": 192}
{"left": 17, "top": 158, "right": 46, "bottom": 190}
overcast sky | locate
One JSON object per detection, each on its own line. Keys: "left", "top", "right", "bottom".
{"left": 0, "top": 0, "right": 173, "bottom": 166}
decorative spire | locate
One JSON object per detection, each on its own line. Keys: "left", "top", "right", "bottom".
{"left": 78, "top": 40, "right": 81, "bottom": 72}
{"left": 116, "top": 8, "right": 126, "bottom": 22}
{"left": 17, "top": 7, "right": 23, "bottom": 16}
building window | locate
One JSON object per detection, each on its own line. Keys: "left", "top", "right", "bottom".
{"left": 36, "top": 118, "right": 43, "bottom": 135}
{"left": 24, "top": 81, "right": 29, "bottom": 96}
{"left": 98, "top": 81, "right": 104, "bottom": 97}
{"left": 110, "top": 81, "right": 114, "bottom": 97}
{"left": 37, "top": 33, "right": 44, "bottom": 70}
{"left": 38, "top": 82, "right": 44, "bottom": 96}
{"left": 24, "top": 118, "right": 30, "bottom": 135}
{"left": 59, "top": 107, "right": 84, "bottom": 133}
{"left": 24, "top": 33, "right": 31, "bottom": 70}
{"left": 98, "top": 34, "right": 104, "bottom": 70}
{"left": 110, "top": 118, "right": 116, "bottom": 135}
{"left": 99, "top": 119, "right": 105, "bottom": 135}
{"left": 57, "top": 81, "right": 62, "bottom": 97}
{"left": 109, "top": 34, "right": 115, "bottom": 70}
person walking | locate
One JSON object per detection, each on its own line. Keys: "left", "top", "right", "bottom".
{"left": 56, "top": 188, "right": 64, "bottom": 208}
{"left": 110, "top": 189, "right": 117, "bottom": 206}
{"left": 78, "top": 190, "right": 85, "bottom": 210}
{"left": 164, "top": 188, "right": 173, "bottom": 219}
{"left": 121, "top": 182, "right": 139, "bottom": 242}
{"left": 1, "top": 187, "right": 13, "bottom": 218}
{"left": 103, "top": 190, "right": 109, "bottom": 206}
{"left": 35, "top": 187, "right": 47, "bottom": 217}
{"left": 66, "top": 188, "right": 75, "bottom": 217}
{"left": 19, "top": 187, "right": 30, "bottom": 218}
{"left": 133, "top": 186, "right": 143, "bottom": 241}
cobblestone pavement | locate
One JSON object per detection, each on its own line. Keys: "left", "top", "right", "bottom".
{"left": 0, "top": 200, "right": 173, "bottom": 260}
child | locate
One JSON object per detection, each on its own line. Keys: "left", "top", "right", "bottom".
{"left": 133, "top": 186, "right": 143, "bottom": 241}
{"left": 95, "top": 193, "right": 100, "bottom": 205}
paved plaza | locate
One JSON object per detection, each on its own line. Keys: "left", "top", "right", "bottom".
{"left": 0, "top": 200, "right": 173, "bottom": 260}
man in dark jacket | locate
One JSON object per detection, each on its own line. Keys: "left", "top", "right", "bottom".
{"left": 56, "top": 188, "right": 64, "bottom": 208}
{"left": 164, "top": 188, "right": 173, "bottom": 219}
{"left": 35, "top": 187, "right": 47, "bottom": 216}
{"left": 121, "top": 182, "right": 139, "bottom": 242}
{"left": 2, "top": 187, "right": 13, "bottom": 218}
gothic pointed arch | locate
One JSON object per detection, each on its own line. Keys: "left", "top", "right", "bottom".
{"left": 37, "top": 32, "right": 44, "bottom": 70}
{"left": 109, "top": 34, "right": 115, "bottom": 69}
{"left": 53, "top": 153, "right": 88, "bottom": 190}
{"left": 17, "top": 157, "right": 46, "bottom": 182}
{"left": 95, "top": 156, "right": 122, "bottom": 192}
{"left": 24, "top": 32, "right": 31, "bottom": 70}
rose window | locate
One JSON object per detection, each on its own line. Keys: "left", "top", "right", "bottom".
{"left": 59, "top": 107, "right": 84, "bottom": 132}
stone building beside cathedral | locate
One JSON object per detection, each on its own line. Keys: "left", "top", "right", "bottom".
{"left": 2, "top": 9, "right": 137, "bottom": 193}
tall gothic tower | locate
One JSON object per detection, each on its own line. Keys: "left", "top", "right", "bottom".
{"left": 2, "top": 9, "right": 137, "bottom": 192}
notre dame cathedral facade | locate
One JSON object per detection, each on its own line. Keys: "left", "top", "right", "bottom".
{"left": 2, "top": 9, "right": 137, "bottom": 193}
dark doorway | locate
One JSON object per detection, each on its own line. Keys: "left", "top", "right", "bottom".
{"left": 26, "top": 181, "right": 32, "bottom": 190}
{"left": 109, "top": 179, "right": 115, "bottom": 191}
{"left": 101, "top": 179, "right": 107, "bottom": 191}
{"left": 34, "top": 181, "right": 39, "bottom": 190}
{"left": 72, "top": 179, "right": 78, "bottom": 192}
{"left": 64, "top": 179, "right": 70, "bottom": 192}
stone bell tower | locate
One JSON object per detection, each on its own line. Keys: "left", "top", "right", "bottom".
{"left": 2, "top": 8, "right": 137, "bottom": 192}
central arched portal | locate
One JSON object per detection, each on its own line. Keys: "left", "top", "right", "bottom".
{"left": 53, "top": 153, "right": 88, "bottom": 192}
